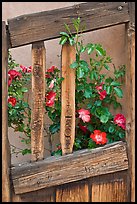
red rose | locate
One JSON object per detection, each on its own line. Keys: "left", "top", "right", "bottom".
{"left": 98, "top": 90, "right": 107, "bottom": 100}
{"left": 45, "top": 74, "right": 51, "bottom": 78}
{"left": 8, "top": 75, "right": 13, "bottom": 86}
{"left": 46, "top": 65, "right": 57, "bottom": 73}
{"left": 95, "top": 82, "right": 104, "bottom": 91}
{"left": 90, "top": 130, "right": 107, "bottom": 145}
{"left": 79, "top": 124, "right": 88, "bottom": 133}
{"left": 114, "top": 114, "right": 126, "bottom": 130}
{"left": 8, "top": 97, "right": 17, "bottom": 106}
{"left": 20, "top": 65, "right": 32, "bottom": 73}
{"left": 78, "top": 109, "right": 91, "bottom": 123}
{"left": 46, "top": 91, "right": 56, "bottom": 107}
{"left": 8, "top": 70, "right": 22, "bottom": 79}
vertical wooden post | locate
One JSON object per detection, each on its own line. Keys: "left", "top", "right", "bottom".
{"left": 2, "top": 21, "right": 11, "bottom": 202}
{"left": 31, "top": 41, "right": 46, "bottom": 161}
{"left": 60, "top": 43, "right": 76, "bottom": 155}
{"left": 126, "top": 3, "right": 135, "bottom": 202}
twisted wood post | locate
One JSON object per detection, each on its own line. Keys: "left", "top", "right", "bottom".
{"left": 60, "top": 43, "right": 76, "bottom": 155}
{"left": 31, "top": 41, "right": 46, "bottom": 161}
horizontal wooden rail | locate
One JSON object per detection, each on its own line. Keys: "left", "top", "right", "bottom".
{"left": 7, "top": 2, "right": 129, "bottom": 48}
{"left": 11, "top": 141, "right": 128, "bottom": 194}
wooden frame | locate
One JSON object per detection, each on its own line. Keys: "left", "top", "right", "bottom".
{"left": 2, "top": 2, "right": 135, "bottom": 202}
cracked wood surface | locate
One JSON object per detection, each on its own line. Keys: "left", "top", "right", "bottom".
{"left": 11, "top": 141, "right": 128, "bottom": 194}
{"left": 31, "top": 41, "right": 45, "bottom": 161}
{"left": 7, "top": 2, "right": 129, "bottom": 48}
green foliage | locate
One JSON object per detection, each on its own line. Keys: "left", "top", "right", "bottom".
{"left": 8, "top": 17, "right": 126, "bottom": 157}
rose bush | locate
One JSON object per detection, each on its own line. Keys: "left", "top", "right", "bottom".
{"left": 8, "top": 18, "right": 126, "bottom": 156}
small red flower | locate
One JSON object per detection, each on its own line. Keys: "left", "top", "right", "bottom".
{"left": 20, "top": 65, "right": 27, "bottom": 73}
{"left": 8, "top": 97, "right": 17, "bottom": 106}
{"left": 79, "top": 124, "right": 88, "bottom": 133}
{"left": 8, "top": 70, "right": 22, "bottom": 79}
{"left": 90, "top": 130, "right": 107, "bottom": 145}
{"left": 8, "top": 75, "right": 13, "bottom": 86}
{"left": 98, "top": 90, "right": 107, "bottom": 100}
{"left": 114, "top": 114, "right": 126, "bottom": 130}
{"left": 46, "top": 91, "right": 56, "bottom": 107}
{"left": 78, "top": 109, "right": 91, "bottom": 123}
{"left": 20, "top": 65, "right": 32, "bottom": 73}
{"left": 46, "top": 65, "right": 57, "bottom": 73}
{"left": 27, "top": 66, "right": 32, "bottom": 73}
{"left": 45, "top": 74, "right": 51, "bottom": 78}
{"left": 95, "top": 82, "right": 104, "bottom": 91}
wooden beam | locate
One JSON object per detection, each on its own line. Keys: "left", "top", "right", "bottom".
{"left": 11, "top": 141, "right": 128, "bottom": 195}
{"left": 126, "top": 29, "right": 135, "bottom": 203}
{"left": 60, "top": 43, "right": 75, "bottom": 155}
{"left": 2, "top": 21, "right": 11, "bottom": 202}
{"left": 31, "top": 41, "right": 46, "bottom": 161}
{"left": 7, "top": 2, "right": 129, "bottom": 48}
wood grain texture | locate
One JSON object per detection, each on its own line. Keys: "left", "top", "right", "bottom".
{"left": 130, "top": 31, "right": 135, "bottom": 203}
{"left": 31, "top": 41, "right": 45, "bottom": 161}
{"left": 91, "top": 172, "right": 128, "bottom": 202}
{"left": 56, "top": 180, "right": 89, "bottom": 202}
{"left": 125, "top": 24, "right": 135, "bottom": 202}
{"left": 60, "top": 43, "right": 75, "bottom": 155}
{"left": 2, "top": 21, "right": 11, "bottom": 202}
{"left": 19, "top": 187, "right": 55, "bottom": 202}
{"left": 11, "top": 141, "right": 128, "bottom": 194}
{"left": 7, "top": 2, "right": 129, "bottom": 48}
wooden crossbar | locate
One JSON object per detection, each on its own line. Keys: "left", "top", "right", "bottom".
{"left": 7, "top": 2, "right": 129, "bottom": 48}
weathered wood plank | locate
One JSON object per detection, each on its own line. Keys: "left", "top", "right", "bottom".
{"left": 20, "top": 187, "right": 55, "bottom": 202}
{"left": 130, "top": 31, "right": 135, "bottom": 203}
{"left": 60, "top": 43, "right": 75, "bottom": 155}
{"left": 126, "top": 22, "right": 135, "bottom": 202}
{"left": 11, "top": 141, "right": 128, "bottom": 194}
{"left": 2, "top": 21, "right": 11, "bottom": 202}
{"left": 56, "top": 180, "right": 89, "bottom": 202}
{"left": 31, "top": 41, "right": 46, "bottom": 161}
{"left": 91, "top": 171, "right": 128, "bottom": 202}
{"left": 7, "top": 2, "right": 129, "bottom": 48}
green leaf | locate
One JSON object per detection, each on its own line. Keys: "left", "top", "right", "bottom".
{"left": 79, "top": 60, "right": 89, "bottom": 71}
{"left": 84, "top": 88, "right": 92, "bottom": 98}
{"left": 49, "top": 123, "right": 60, "bottom": 134}
{"left": 110, "top": 81, "right": 121, "bottom": 86}
{"left": 22, "top": 149, "right": 31, "bottom": 155}
{"left": 104, "top": 64, "right": 110, "bottom": 70}
{"left": 70, "top": 61, "right": 79, "bottom": 69}
{"left": 87, "top": 124, "right": 94, "bottom": 132}
{"left": 95, "top": 44, "right": 106, "bottom": 56}
{"left": 77, "top": 67, "right": 84, "bottom": 78}
{"left": 60, "top": 32, "right": 69, "bottom": 37}
{"left": 118, "top": 132, "right": 125, "bottom": 138}
{"left": 69, "top": 37, "right": 75, "bottom": 46}
{"left": 64, "top": 23, "right": 71, "bottom": 33}
{"left": 21, "top": 87, "right": 28, "bottom": 92}
{"left": 114, "top": 87, "right": 123, "bottom": 98}
{"left": 94, "top": 100, "right": 102, "bottom": 106}
{"left": 87, "top": 44, "right": 95, "bottom": 54}
{"left": 59, "top": 36, "right": 68, "bottom": 45}
{"left": 108, "top": 125, "right": 115, "bottom": 133}
{"left": 105, "top": 85, "right": 112, "bottom": 95}
{"left": 100, "top": 115, "right": 109, "bottom": 123}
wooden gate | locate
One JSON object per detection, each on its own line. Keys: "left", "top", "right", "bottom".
{"left": 2, "top": 2, "right": 135, "bottom": 202}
